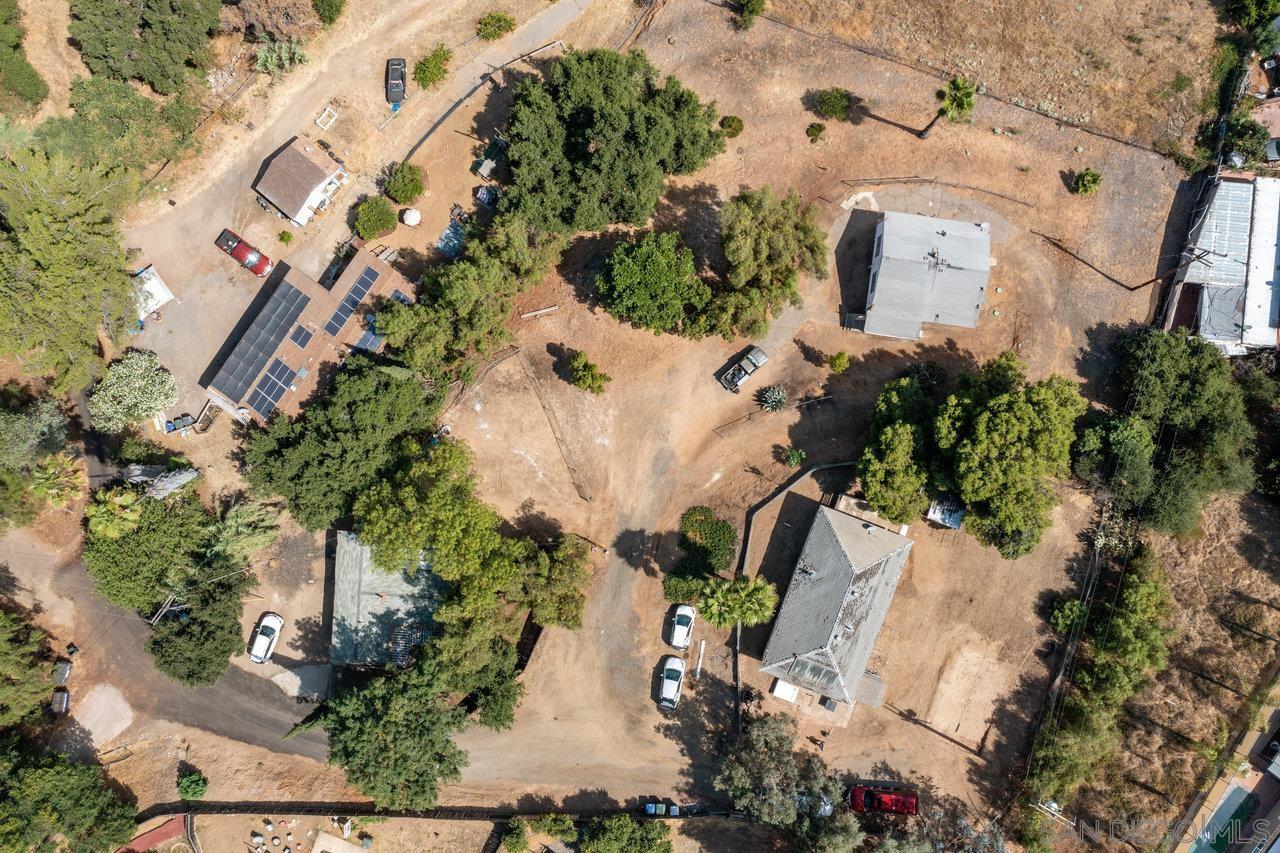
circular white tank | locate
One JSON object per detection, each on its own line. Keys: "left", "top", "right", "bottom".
{"left": 401, "top": 207, "right": 421, "bottom": 227}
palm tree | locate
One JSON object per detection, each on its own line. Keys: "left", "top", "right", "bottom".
{"left": 918, "top": 76, "right": 977, "bottom": 139}
{"left": 698, "top": 576, "right": 780, "bottom": 629}
{"left": 29, "top": 452, "right": 86, "bottom": 509}
{"left": 85, "top": 486, "right": 142, "bottom": 540}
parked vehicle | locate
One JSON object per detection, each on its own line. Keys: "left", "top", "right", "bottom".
{"left": 215, "top": 229, "right": 273, "bottom": 276}
{"left": 247, "top": 612, "right": 285, "bottom": 664}
{"left": 669, "top": 604, "right": 695, "bottom": 651}
{"left": 850, "top": 784, "right": 919, "bottom": 816}
{"left": 385, "top": 58, "right": 406, "bottom": 103}
{"left": 50, "top": 687, "right": 69, "bottom": 716}
{"left": 718, "top": 345, "right": 769, "bottom": 393}
{"left": 51, "top": 659, "right": 72, "bottom": 685}
{"left": 658, "top": 656, "right": 686, "bottom": 710}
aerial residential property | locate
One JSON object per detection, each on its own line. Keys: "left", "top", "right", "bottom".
{"left": 204, "top": 248, "right": 411, "bottom": 422}
{"left": 860, "top": 211, "right": 992, "bottom": 340}
{"left": 2, "top": 0, "right": 1275, "bottom": 849}
{"left": 760, "top": 503, "right": 912, "bottom": 725}
{"left": 254, "top": 136, "right": 350, "bottom": 227}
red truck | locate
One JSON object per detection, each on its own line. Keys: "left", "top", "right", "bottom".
{"left": 849, "top": 785, "right": 919, "bottom": 816}
{"left": 215, "top": 229, "right": 273, "bottom": 277}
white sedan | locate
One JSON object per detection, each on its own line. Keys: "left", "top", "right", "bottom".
{"left": 669, "top": 605, "right": 696, "bottom": 650}
{"left": 658, "top": 656, "right": 686, "bottom": 710}
{"left": 247, "top": 612, "right": 285, "bottom": 664}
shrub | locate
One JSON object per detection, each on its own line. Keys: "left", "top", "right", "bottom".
{"left": 278, "top": 230, "right": 293, "bottom": 245}
{"left": 385, "top": 162, "right": 424, "bottom": 204}
{"left": 1225, "top": 106, "right": 1270, "bottom": 162}
{"left": 476, "top": 11, "right": 516, "bottom": 41}
{"left": 570, "top": 352, "right": 610, "bottom": 394}
{"left": 313, "top": 0, "right": 345, "bottom": 25}
{"left": 827, "top": 351, "right": 850, "bottom": 373}
{"left": 502, "top": 819, "right": 529, "bottom": 852}
{"left": 414, "top": 43, "right": 452, "bottom": 89}
{"left": 806, "top": 122, "right": 825, "bottom": 143}
{"left": 0, "top": 46, "right": 47, "bottom": 106}
{"left": 758, "top": 385, "right": 787, "bottom": 412}
{"left": 88, "top": 350, "right": 178, "bottom": 433}
{"left": 677, "top": 506, "right": 737, "bottom": 576}
{"left": 736, "top": 0, "right": 765, "bottom": 29}
{"left": 1072, "top": 167, "right": 1102, "bottom": 196}
{"left": 177, "top": 769, "right": 208, "bottom": 799}
{"left": 29, "top": 452, "right": 85, "bottom": 509}
{"left": 813, "top": 88, "right": 851, "bottom": 120}
{"left": 1050, "top": 598, "right": 1086, "bottom": 635}
{"left": 255, "top": 36, "right": 308, "bottom": 76}
{"left": 783, "top": 446, "right": 806, "bottom": 468}
{"left": 719, "top": 115, "right": 744, "bottom": 138}
{"left": 354, "top": 196, "right": 397, "bottom": 240}
{"left": 529, "top": 814, "right": 575, "bottom": 840}
{"left": 663, "top": 572, "right": 707, "bottom": 604}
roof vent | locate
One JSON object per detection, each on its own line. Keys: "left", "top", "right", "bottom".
{"left": 798, "top": 561, "right": 816, "bottom": 576}
{"left": 862, "top": 522, "right": 874, "bottom": 535}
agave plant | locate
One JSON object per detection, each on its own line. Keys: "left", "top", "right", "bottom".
{"left": 85, "top": 486, "right": 143, "bottom": 540}
{"left": 758, "top": 384, "right": 787, "bottom": 412}
{"left": 697, "top": 576, "right": 780, "bottom": 629}
{"left": 29, "top": 452, "right": 86, "bottom": 508}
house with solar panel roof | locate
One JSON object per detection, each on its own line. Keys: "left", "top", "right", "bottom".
{"left": 204, "top": 247, "right": 413, "bottom": 423}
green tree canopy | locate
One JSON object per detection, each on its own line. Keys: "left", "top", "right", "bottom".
{"left": 242, "top": 358, "right": 431, "bottom": 530}
{"left": 0, "top": 150, "right": 135, "bottom": 393}
{"left": 36, "top": 76, "right": 193, "bottom": 170}
{"left": 710, "top": 187, "right": 827, "bottom": 338}
{"left": 503, "top": 48, "right": 723, "bottom": 231}
{"left": 860, "top": 421, "right": 930, "bottom": 524}
{"left": 83, "top": 487, "right": 213, "bottom": 611}
{"left": 354, "top": 195, "right": 397, "bottom": 240}
{"left": 147, "top": 559, "right": 255, "bottom": 686}
{"left": 0, "top": 388, "right": 66, "bottom": 471}
{"left": 1106, "top": 328, "right": 1254, "bottom": 533}
{"left": 378, "top": 215, "right": 562, "bottom": 382}
{"left": 0, "top": 612, "right": 46, "bottom": 729}
{"left": 384, "top": 162, "right": 423, "bottom": 204}
{"left": 69, "top": 0, "right": 219, "bottom": 94}
{"left": 320, "top": 650, "right": 470, "bottom": 809}
{"left": 518, "top": 534, "right": 591, "bottom": 629}
{"left": 934, "top": 352, "right": 1085, "bottom": 558}
{"left": 570, "top": 352, "right": 610, "bottom": 394}
{"left": 0, "top": 744, "right": 135, "bottom": 851}
{"left": 597, "top": 231, "right": 710, "bottom": 335}
{"left": 88, "top": 350, "right": 178, "bottom": 433}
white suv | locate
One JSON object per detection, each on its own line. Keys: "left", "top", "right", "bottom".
{"left": 248, "top": 612, "right": 285, "bottom": 664}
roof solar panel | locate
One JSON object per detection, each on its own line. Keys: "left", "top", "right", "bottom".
{"left": 209, "top": 282, "right": 310, "bottom": 402}
{"left": 353, "top": 313, "right": 385, "bottom": 353}
{"left": 246, "top": 358, "right": 298, "bottom": 419}
{"left": 324, "top": 265, "right": 380, "bottom": 337}
{"left": 290, "top": 324, "right": 313, "bottom": 348}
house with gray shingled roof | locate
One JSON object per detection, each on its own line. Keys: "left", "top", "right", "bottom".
{"left": 760, "top": 504, "right": 912, "bottom": 716}
{"left": 862, "top": 211, "right": 992, "bottom": 340}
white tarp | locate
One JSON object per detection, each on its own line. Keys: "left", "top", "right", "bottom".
{"left": 1245, "top": 177, "right": 1280, "bottom": 348}
{"left": 134, "top": 265, "right": 176, "bottom": 320}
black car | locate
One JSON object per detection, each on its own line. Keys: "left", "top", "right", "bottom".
{"left": 385, "top": 58, "right": 406, "bottom": 104}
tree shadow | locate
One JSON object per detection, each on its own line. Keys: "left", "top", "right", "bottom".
{"left": 654, "top": 670, "right": 737, "bottom": 802}
{"left": 1073, "top": 320, "right": 1147, "bottom": 409}
{"left": 48, "top": 716, "right": 97, "bottom": 764}
{"left": 502, "top": 497, "right": 565, "bottom": 548}
{"left": 1236, "top": 494, "right": 1280, "bottom": 585}
{"left": 545, "top": 342, "right": 577, "bottom": 385}
{"left": 554, "top": 229, "right": 632, "bottom": 309}
{"left": 651, "top": 181, "right": 726, "bottom": 281}
{"left": 612, "top": 528, "right": 667, "bottom": 578}
{"left": 388, "top": 246, "right": 430, "bottom": 286}
{"left": 792, "top": 337, "right": 827, "bottom": 368}
{"left": 286, "top": 614, "right": 330, "bottom": 660}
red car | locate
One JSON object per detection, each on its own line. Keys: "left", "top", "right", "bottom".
{"left": 850, "top": 785, "right": 919, "bottom": 816}
{"left": 215, "top": 229, "right": 273, "bottom": 276}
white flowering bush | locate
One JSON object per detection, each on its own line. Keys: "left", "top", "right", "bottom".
{"left": 88, "top": 350, "right": 178, "bottom": 433}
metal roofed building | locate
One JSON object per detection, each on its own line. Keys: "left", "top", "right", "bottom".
{"left": 204, "top": 248, "right": 413, "bottom": 423}
{"left": 1189, "top": 176, "right": 1280, "bottom": 354}
{"left": 760, "top": 504, "right": 913, "bottom": 718}
{"left": 331, "top": 531, "right": 446, "bottom": 667}
{"left": 254, "top": 137, "right": 349, "bottom": 227}
{"left": 862, "top": 211, "right": 992, "bottom": 340}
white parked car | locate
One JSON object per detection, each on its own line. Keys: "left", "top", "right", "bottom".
{"left": 247, "top": 612, "right": 285, "bottom": 664}
{"left": 658, "top": 656, "right": 686, "bottom": 710}
{"left": 669, "top": 605, "right": 696, "bottom": 651}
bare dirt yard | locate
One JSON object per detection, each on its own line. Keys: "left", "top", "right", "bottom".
{"left": 768, "top": 0, "right": 1225, "bottom": 144}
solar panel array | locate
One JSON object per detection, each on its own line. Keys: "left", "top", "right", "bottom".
{"left": 324, "top": 265, "right": 380, "bottom": 337}
{"left": 246, "top": 358, "right": 298, "bottom": 419}
{"left": 209, "top": 283, "right": 310, "bottom": 403}
{"left": 289, "top": 324, "right": 313, "bottom": 348}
